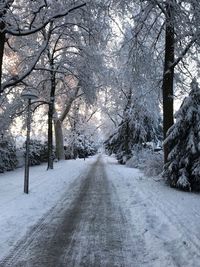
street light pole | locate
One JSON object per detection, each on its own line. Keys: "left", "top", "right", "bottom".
{"left": 22, "top": 88, "right": 38, "bottom": 194}
{"left": 24, "top": 98, "right": 31, "bottom": 194}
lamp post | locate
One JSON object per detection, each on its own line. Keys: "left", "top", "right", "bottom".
{"left": 21, "top": 89, "right": 38, "bottom": 194}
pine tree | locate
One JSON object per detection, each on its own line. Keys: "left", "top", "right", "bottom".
{"left": 104, "top": 100, "right": 158, "bottom": 164}
{"left": 163, "top": 79, "right": 200, "bottom": 191}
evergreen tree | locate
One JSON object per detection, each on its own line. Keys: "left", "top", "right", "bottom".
{"left": 163, "top": 79, "right": 200, "bottom": 191}
{"left": 104, "top": 100, "right": 159, "bottom": 164}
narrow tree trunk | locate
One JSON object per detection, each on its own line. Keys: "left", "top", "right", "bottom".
{"left": 124, "top": 87, "right": 132, "bottom": 158}
{"left": 71, "top": 119, "right": 76, "bottom": 159}
{"left": 0, "top": 14, "right": 5, "bottom": 94}
{"left": 162, "top": 1, "right": 175, "bottom": 164}
{"left": 54, "top": 119, "right": 65, "bottom": 160}
{"left": 125, "top": 121, "right": 130, "bottom": 157}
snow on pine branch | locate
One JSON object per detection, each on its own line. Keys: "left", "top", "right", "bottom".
{"left": 163, "top": 78, "right": 200, "bottom": 191}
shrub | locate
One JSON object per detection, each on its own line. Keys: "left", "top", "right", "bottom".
{"left": 28, "top": 140, "right": 42, "bottom": 166}
{"left": 23, "top": 140, "right": 53, "bottom": 166}
{"left": 144, "top": 151, "right": 163, "bottom": 176}
{"left": 126, "top": 146, "right": 163, "bottom": 176}
{"left": 64, "top": 138, "right": 97, "bottom": 160}
{"left": 0, "top": 140, "right": 18, "bottom": 172}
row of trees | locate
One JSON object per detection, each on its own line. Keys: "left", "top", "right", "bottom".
{"left": 1, "top": 0, "right": 200, "bottom": 191}
{"left": 103, "top": 0, "right": 200, "bottom": 191}
{"left": 0, "top": 0, "right": 107, "bottom": 168}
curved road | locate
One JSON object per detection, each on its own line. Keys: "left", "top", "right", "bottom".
{"left": 2, "top": 156, "right": 134, "bottom": 267}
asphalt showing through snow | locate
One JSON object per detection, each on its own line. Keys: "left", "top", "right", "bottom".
{"left": 2, "top": 156, "right": 134, "bottom": 266}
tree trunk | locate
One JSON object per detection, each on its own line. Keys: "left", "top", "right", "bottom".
{"left": 54, "top": 86, "right": 80, "bottom": 160}
{"left": 54, "top": 119, "right": 65, "bottom": 160}
{"left": 124, "top": 87, "right": 132, "bottom": 158}
{"left": 0, "top": 12, "right": 5, "bottom": 94}
{"left": 162, "top": 1, "right": 175, "bottom": 164}
{"left": 125, "top": 121, "right": 130, "bottom": 157}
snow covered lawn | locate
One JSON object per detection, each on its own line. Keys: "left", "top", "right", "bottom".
{"left": 0, "top": 157, "right": 96, "bottom": 261}
{"left": 104, "top": 155, "right": 200, "bottom": 267}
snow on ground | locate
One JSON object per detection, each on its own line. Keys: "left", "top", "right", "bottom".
{"left": 104, "top": 155, "right": 200, "bottom": 267}
{"left": 1, "top": 154, "right": 200, "bottom": 266}
{"left": 0, "top": 156, "right": 97, "bottom": 261}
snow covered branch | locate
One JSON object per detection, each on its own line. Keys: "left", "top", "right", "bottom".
{"left": 6, "top": 3, "right": 86, "bottom": 36}
{"left": 2, "top": 38, "right": 49, "bottom": 90}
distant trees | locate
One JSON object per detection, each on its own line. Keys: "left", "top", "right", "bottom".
{"left": 64, "top": 99, "right": 100, "bottom": 159}
{"left": 163, "top": 79, "right": 200, "bottom": 191}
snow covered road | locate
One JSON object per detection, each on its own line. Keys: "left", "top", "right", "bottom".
{"left": 0, "top": 157, "right": 95, "bottom": 262}
{"left": 1, "top": 155, "right": 134, "bottom": 266}
{"left": 1, "top": 155, "right": 200, "bottom": 266}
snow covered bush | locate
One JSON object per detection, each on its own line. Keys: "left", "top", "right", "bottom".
{"left": 126, "top": 146, "right": 163, "bottom": 176}
{"left": 23, "top": 140, "right": 53, "bottom": 166}
{"left": 25, "top": 140, "right": 42, "bottom": 166}
{"left": 39, "top": 141, "right": 55, "bottom": 163}
{"left": 125, "top": 145, "right": 143, "bottom": 168}
{"left": 0, "top": 140, "right": 18, "bottom": 172}
{"left": 144, "top": 151, "right": 163, "bottom": 176}
{"left": 75, "top": 137, "right": 97, "bottom": 158}
{"left": 163, "top": 79, "right": 200, "bottom": 191}
{"left": 64, "top": 136, "right": 97, "bottom": 160}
